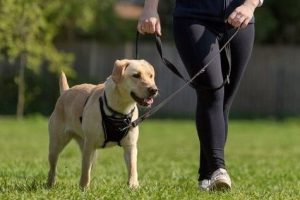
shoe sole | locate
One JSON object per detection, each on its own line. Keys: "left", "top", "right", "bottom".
{"left": 209, "top": 179, "right": 231, "bottom": 191}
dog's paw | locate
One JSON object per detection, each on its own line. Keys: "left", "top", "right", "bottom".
{"left": 128, "top": 180, "right": 139, "bottom": 189}
{"left": 79, "top": 179, "right": 90, "bottom": 190}
{"left": 46, "top": 182, "right": 55, "bottom": 189}
{"left": 46, "top": 175, "right": 56, "bottom": 188}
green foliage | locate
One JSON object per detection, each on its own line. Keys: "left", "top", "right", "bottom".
{"left": 265, "top": 0, "right": 300, "bottom": 43}
{"left": 0, "top": 73, "right": 18, "bottom": 114}
{"left": 0, "top": 0, "right": 76, "bottom": 117}
{"left": 0, "top": 67, "right": 86, "bottom": 116}
{"left": 0, "top": 0, "right": 73, "bottom": 74}
{"left": 254, "top": 7, "right": 278, "bottom": 43}
{"left": 50, "top": 0, "right": 137, "bottom": 43}
{"left": 0, "top": 118, "right": 300, "bottom": 199}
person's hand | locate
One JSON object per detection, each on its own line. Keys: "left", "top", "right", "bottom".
{"left": 227, "top": 3, "right": 256, "bottom": 28}
{"left": 137, "top": 9, "right": 161, "bottom": 35}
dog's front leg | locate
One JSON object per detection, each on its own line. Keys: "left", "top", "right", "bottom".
{"left": 124, "top": 145, "right": 139, "bottom": 188}
{"left": 80, "top": 141, "right": 96, "bottom": 189}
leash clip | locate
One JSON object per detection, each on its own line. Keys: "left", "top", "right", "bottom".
{"left": 119, "top": 126, "right": 129, "bottom": 132}
{"left": 118, "top": 122, "right": 132, "bottom": 132}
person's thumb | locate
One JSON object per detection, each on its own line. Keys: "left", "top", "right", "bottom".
{"left": 156, "top": 21, "right": 162, "bottom": 36}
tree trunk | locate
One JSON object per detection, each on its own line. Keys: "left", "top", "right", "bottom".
{"left": 16, "top": 53, "right": 26, "bottom": 119}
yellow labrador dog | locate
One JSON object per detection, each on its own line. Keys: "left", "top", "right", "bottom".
{"left": 47, "top": 59, "right": 158, "bottom": 189}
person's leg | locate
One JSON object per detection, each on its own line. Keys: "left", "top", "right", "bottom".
{"left": 173, "top": 18, "right": 226, "bottom": 181}
{"left": 221, "top": 25, "right": 255, "bottom": 139}
{"left": 205, "top": 25, "right": 255, "bottom": 191}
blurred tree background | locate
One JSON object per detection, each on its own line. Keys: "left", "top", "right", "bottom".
{"left": 45, "top": 0, "right": 300, "bottom": 44}
{"left": 0, "top": 0, "right": 299, "bottom": 117}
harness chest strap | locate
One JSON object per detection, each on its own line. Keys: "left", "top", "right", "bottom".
{"left": 99, "top": 94, "right": 135, "bottom": 148}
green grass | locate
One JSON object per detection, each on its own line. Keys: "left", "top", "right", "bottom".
{"left": 0, "top": 116, "right": 300, "bottom": 199}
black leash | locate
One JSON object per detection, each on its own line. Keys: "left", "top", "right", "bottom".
{"left": 136, "top": 31, "right": 190, "bottom": 84}
{"left": 122, "top": 27, "right": 240, "bottom": 131}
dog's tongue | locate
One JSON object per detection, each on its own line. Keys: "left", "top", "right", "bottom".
{"left": 144, "top": 98, "right": 154, "bottom": 105}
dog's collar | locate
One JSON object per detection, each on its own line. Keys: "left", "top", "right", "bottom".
{"left": 102, "top": 92, "right": 135, "bottom": 118}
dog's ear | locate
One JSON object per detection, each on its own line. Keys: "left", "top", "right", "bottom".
{"left": 112, "top": 59, "right": 129, "bottom": 84}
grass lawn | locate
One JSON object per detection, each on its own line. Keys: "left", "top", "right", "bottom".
{"left": 0, "top": 116, "right": 300, "bottom": 199}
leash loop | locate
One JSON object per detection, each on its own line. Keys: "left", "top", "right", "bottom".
{"left": 154, "top": 34, "right": 189, "bottom": 81}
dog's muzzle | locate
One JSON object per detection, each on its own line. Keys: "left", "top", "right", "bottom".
{"left": 130, "top": 86, "right": 158, "bottom": 107}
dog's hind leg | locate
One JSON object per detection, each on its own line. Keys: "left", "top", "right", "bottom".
{"left": 73, "top": 134, "right": 84, "bottom": 153}
{"left": 47, "top": 117, "right": 71, "bottom": 188}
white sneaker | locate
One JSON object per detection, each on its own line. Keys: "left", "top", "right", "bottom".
{"left": 199, "top": 179, "right": 210, "bottom": 191}
{"left": 208, "top": 168, "right": 232, "bottom": 191}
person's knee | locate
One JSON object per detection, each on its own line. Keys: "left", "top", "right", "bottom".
{"left": 196, "top": 88, "right": 224, "bottom": 107}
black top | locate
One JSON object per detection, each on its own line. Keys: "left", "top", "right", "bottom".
{"left": 173, "top": 0, "right": 254, "bottom": 24}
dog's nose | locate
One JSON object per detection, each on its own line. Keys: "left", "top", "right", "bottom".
{"left": 148, "top": 87, "right": 158, "bottom": 96}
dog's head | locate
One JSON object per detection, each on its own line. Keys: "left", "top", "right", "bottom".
{"left": 111, "top": 59, "right": 158, "bottom": 107}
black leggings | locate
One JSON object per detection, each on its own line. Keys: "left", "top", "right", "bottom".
{"left": 173, "top": 18, "right": 254, "bottom": 180}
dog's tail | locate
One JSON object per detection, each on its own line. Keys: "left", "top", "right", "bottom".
{"left": 59, "top": 71, "right": 69, "bottom": 95}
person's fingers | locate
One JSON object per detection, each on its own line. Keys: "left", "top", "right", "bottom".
{"left": 145, "top": 19, "right": 155, "bottom": 34}
{"left": 138, "top": 17, "right": 159, "bottom": 34}
{"left": 137, "top": 23, "right": 142, "bottom": 33}
{"left": 156, "top": 21, "right": 161, "bottom": 36}
{"left": 234, "top": 15, "right": 245, "bottom": 27}
{"left": 142, "top": 20, "right": 148, "bottom": 33}
{"left": 241, "top": 18, "right": 251, "bottom": 28}
{"left": 149, "top": 18, "right": 158, "bottom": 33}
{"left": 137, "top": 22, "right": 145, "bottom": 34}
{"left": 228, "top": 4, "right": 255, "bottom": 28}
{"left": 228, "top": 11, "right": 249, "bottom": 28}
{"left": 228, "top": 10, "right": 238, "bottom": 25}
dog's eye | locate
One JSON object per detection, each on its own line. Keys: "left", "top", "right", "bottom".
{"left": 150, "top": 74, "right": 153, "bottom": 79}
{"left": 132, "top": 73, "right": 141, "bottom": 79}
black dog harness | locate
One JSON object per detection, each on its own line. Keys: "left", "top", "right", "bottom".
{"left": 99, "top": 93, "right": 135, "bottom": 148}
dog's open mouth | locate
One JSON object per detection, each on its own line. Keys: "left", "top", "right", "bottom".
{"left": 130, "top": 92, "right": 154, "bottom": 107}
